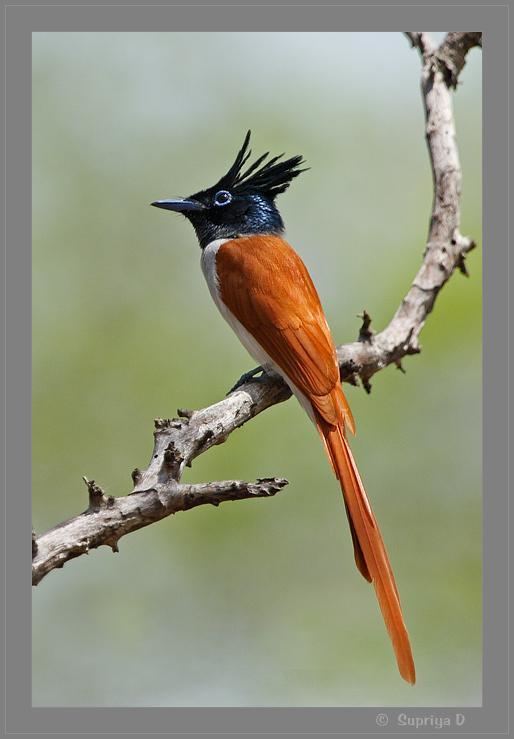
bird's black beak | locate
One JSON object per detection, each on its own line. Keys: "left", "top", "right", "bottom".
{"left": 151, "top": 198, "right": 206, "bottom": 213}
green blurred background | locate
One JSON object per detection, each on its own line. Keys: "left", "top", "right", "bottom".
{"left": 32, "top": 32, "right": 482, "bottom": 707}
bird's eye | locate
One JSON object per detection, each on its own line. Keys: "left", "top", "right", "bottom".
{"left": 213, "top": 190, "right": 232, "bottom": 207}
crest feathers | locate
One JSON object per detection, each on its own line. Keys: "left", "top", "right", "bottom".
{"left": 215, "top": 130, "right": 308, "bottom": 199}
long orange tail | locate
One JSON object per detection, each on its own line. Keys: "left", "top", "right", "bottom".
{"left": 317, "top": 416, "right": 416, "bottom": 685}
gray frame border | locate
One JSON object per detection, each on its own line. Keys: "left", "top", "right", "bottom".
{"left": 3, "top": 2, "right": 508, "bottom": 737}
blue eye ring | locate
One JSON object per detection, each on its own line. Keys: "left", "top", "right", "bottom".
{"left": 213, "top": 190, "right": 232, "bottom": 207}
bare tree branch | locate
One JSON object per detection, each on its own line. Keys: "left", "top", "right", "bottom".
{"left": 32, "top": 32, "right": 481, "bottom": 585}
{"left": 436, "top": 32, "right": 482, "bottom": 88}
{"left": 32, "top": 475, "right": 288, "bottom": 586}
{"left": 404, "top": 32, "right": 435, "bottom": 56}
{"left": 405, "top": 31, "right": 481, "bottom": 87}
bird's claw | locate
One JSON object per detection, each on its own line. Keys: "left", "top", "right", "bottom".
{"left": 227, "top": 366, "right": 266, "bottom": 395}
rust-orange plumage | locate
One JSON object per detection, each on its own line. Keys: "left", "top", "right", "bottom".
{"left": 152, "top": 131, "right": 415, "bottom": 684}
{"left": 217, "top": 235, "right": 415, "bottom": 685}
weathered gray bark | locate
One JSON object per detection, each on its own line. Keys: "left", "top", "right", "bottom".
{"left": 32, "top": 32, "right": 482, "bottom": 586}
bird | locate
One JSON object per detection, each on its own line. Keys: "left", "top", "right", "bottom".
{"left": 151, "top": 131, "right": 415, "bottom": 684}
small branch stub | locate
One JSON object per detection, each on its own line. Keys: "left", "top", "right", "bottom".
{"left": 358, "top": 310, "right": 374, "bottom": 343}
{"left": 83, "top": 476, "right": 114, "bottom": 511}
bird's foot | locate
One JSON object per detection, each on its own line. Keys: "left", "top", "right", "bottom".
{"left": 227, "top": 366, "right": 266, "bottom": 395}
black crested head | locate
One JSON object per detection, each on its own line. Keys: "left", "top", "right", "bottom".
{"left": 151, "top": 131, "right": 308, "bottom": 249}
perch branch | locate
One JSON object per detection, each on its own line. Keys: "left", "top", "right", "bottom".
{"left": 32, "top": 32, "right": 481, "bottom": 585}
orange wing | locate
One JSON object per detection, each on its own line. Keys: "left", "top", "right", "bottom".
{"left": 217, "top": 235, "right": 355, "bottom": 431}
